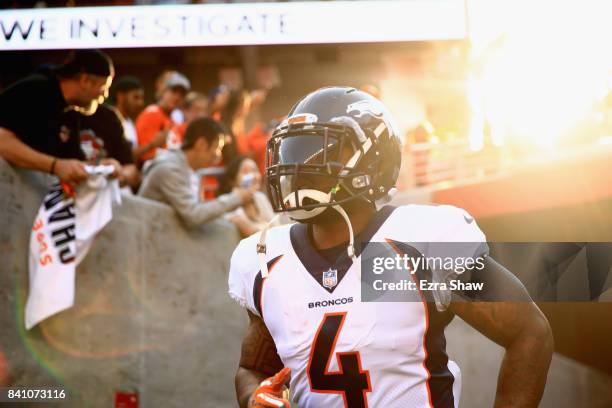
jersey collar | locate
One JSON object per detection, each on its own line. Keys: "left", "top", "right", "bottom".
{"left": 289, "top": 205, "right": 397, "bottom": 293}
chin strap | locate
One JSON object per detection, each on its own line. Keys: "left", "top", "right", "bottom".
{"left": 257, "top": 205, "right": 358, "bottom": 278}
{"left": 258, "top": 214, "right": 281, "bottom": 278}
{"left": 332, "top": 204, "right": 357, "bottom": 262}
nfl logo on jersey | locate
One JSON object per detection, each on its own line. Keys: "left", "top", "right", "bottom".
{"left": 322, "top": 268, "right": 338, "bottom": 289}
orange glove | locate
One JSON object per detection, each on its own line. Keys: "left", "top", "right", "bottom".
{"left": 248, "top": 367, "right": 291, "bottom": 408}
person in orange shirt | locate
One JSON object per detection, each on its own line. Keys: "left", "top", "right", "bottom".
{"left": 244, "top": 119, "right": 278, "bottom": 176}
{"left": 135, "top": 72, "right": 190, "bottom": 163}
{"left": 167, "top": 92, "right": 209, "bottom": 149}
{"left": 216, "top": 88, "right": 270, "bottom": 167}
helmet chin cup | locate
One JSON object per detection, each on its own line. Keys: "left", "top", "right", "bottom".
{"left": 283, "top": 189, "right": 330, "bottom": 221}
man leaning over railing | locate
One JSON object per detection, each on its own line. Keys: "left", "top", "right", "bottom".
{"left": 138, "top": 117, "right": 255, "bottom": 228}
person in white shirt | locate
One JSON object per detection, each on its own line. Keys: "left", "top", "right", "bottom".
{"left": 220, "top": 155, "right": 279, "bottom": 237}
{"left": 112, "top": 76, "right": 145, "bottom": 152}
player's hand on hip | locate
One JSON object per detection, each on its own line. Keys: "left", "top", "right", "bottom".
{"left": 54, "top": 159, "right": 88, "bottom": 185}
{"left": 248, "top": 367, "right": 291, "bottom": 408}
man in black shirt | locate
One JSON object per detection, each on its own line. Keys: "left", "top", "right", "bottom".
{"left": 62, "top": 104, "right": 140, "bottom": 189}
{"left": 0, "top": 49, "right": 116, "bottom": 186}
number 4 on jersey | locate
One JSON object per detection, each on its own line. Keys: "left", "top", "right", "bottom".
{"left": 307, "top": 312, "right": 372, "bottom": 407}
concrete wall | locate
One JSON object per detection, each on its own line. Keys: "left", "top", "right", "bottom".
{"left": 0, "top": 158, "right": 246, "bottom": 407}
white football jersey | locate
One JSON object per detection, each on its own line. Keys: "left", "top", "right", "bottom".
{"left": 229, "top": 204, "right": 487, "bottom": 408}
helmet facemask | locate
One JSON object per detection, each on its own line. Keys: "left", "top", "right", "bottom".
{"left": 265, "top": 120, "right": 379, "bottom": 222}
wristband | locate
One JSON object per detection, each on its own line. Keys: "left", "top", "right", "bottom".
{"left": 50, "top": 158, "right": 58, "bottom": 175}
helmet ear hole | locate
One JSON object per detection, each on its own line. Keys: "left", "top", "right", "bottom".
{"left": 351, "top": 175, "right": 370, "bottom": 189}
{"left": 302, "top": 197, "right": 319, "bottom": 206}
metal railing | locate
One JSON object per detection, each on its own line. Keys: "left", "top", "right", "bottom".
{"left": 399, "top": 139, "right": 513, "bottom": 189}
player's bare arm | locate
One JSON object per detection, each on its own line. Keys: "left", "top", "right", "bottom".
{"left": 236, "top": 310, "right": 287, "bottom": 408}
{"left": 450, "top": 257, "right": 554, "bottom": 408}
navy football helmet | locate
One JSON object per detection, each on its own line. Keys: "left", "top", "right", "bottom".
{"left": 265, "top": 86, "right": 402, "bottom": 221}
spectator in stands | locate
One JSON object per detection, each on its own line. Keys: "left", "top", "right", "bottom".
{"left": 219, "top": 89, "right": 251, "bottom": 158}
{"left": 185, "top": 92, "right": 209, "bottom": 121}
{"left": 243, "top": 118, "right": 278, "bottom": 176}
{"left": 165, "top": 92, "right": 217, "bottom": 199}
{"left": 155, "top": 69, "right": 186, "bottom": 125}
{"left": 209, "top": 85, "right": 239, "bottom": 163}
{"left": 63, "top": 105, "right": 140, "bottom": 190}
{"left": 111, "top": 75, "right": 145, "bottom": 153}
{"left": 219, "top": 155, "right": 278, "bottom": 237}
{"left": 0, "top": 49, "right": 117, "bottom": 185}
{"left": 167, "top": 92, "right": 209, "bottom": 149}
{"left": 208, "top": 85, "right": 231, "bottom": 122}
{"left": 138, "top": 117, "right": 254, "bottom": 228}
{"left": 217, "top": 88, "right": 269, "bottom": 164}
{"left": 135, "top": 71, "right": 190, "bottom": 163}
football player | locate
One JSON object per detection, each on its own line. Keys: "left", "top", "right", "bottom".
{"left": 228, "top": 87, "right": 553, "bottom": 408}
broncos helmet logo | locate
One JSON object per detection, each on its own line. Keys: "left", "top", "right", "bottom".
{"left": 346, "top": 100, "right": 394, "bottom": 140}
{"left": 346, "top": 100, "right": 384, "bottom": 119}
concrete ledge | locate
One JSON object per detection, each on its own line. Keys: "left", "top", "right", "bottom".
{"left": 0, "top": 158, "right": 245, "bottom": 407}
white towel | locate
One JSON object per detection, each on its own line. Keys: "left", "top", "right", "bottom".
{"left": 25, "top": 165, "right": 121, "bottom": 329}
